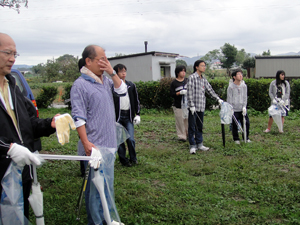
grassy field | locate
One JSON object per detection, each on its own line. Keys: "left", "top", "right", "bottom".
{"left": 30, "top": 108, "right": 300, "bottom": 224}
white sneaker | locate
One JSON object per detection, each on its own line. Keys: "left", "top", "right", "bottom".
{"left": 111, "top": 220, "right": 125, "bottom": 225}
{"left": 246, "top": 139, "right": 251, "bottom": 143}
{"left": 235, "top": 140, "right": 240, "bottom": 144}
{"left": 198, "top": 145, "right": 209, "bottom": 151}
{"left": 190, "top": 147, "right": 197, "bottom": 154}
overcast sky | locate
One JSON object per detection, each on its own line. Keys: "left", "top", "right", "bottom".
{"left": 1, "top": 0, "right": 300, "bottom": 65}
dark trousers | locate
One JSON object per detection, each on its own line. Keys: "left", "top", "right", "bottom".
{"left": 232, "top": 111, "right": 250, "bottom": 141}
{"left": 117, "top": 110, "right": 136, "bottom": 164}
{"left": 188, "top": 110, "right": 204, "bottom": 146}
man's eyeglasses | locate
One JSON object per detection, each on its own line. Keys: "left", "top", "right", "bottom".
{"left": 0, "top": 50, "right": 20, "bottom": 59}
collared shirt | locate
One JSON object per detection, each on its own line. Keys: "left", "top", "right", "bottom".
{"left": 187, "top": 72, "right": 219, "bottom": 112}
{"left": 0, "top": 79, "right": 19, "bottom": 133}
{"left": 71, "top": 73, "right": 126, "bottom": 155}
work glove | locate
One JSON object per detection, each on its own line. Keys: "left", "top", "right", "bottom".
{"left": 55, "top": 113, "right": 76, "bottom": 145}
{"left": 218, "top": 99, "right": 223, "bottom": 105}
{"left": 279, "top": 100, "right": 285, "bottom": 106}
{"left": 272, "top": 99, "right": 277, "bottom": 105}
{"left": 180, "top": 90, "right": 187, "bottom": 95}
{"left": 89, "top": 147, "right": 102, "bottom": 169}
{"left": 242, "top": 107, "right": 247, "bottom": 116}
{"left": 7, "top": 143, "right": 42, "bottom": 167}
{"left": 190, "top": 106, "right": 195, "bottom": 115}
{"left": 133, "top": 115, "right": 140, "bottom": 125}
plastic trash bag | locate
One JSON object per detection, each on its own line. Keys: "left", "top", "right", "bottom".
{"left": 0, "top": 162, "right": 31, "bottom": 225}
{"left": 181, "top": 95, "right": 188, "bottom": 119}
{"left": 220, "top": 102, "right": 233, "bottom": 124}
{"left": 89, "top": 146, "right": 121, "bottom": 225}
{"left": 116, "top": 122, "right": 130, "bottom": 148}
{"left": 268, "top": 104, "right": 283, "bottom": 132}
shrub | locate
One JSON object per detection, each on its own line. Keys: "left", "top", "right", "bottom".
{"left": 62, "top": 83, "right": 73, "bottom": 109}
{"left": 245, "top": 78, "right": 272, "bottom": 111}
{"left": 206, "top": 79, "right": 228, "bottom": 110}
{"left": 290, "top": 79, "right": 300, "bottom": 110}
{"left": 36, "top": 86, "right": 58, "bottom": 108}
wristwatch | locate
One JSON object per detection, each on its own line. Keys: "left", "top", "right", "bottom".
{"left": 110, "top": 70, "right": 117, "bottom": 77}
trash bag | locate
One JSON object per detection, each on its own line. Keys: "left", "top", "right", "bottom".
{"left": 268, "top": 104, "right": 283, "bottom": 132}
{"left": 181, "top": 95, "right": 188, "bottom": 119}
{"left": 116, "top": 122, "right": 130, "bottom": 148}
{"left": 220, "top": 102, "right": 233, "bottom": 125}
{"left": 89, "top": 147, "right": 121, "bottom": 225}
{"left": 0, "top": 162, "right": 31, "bottom": 225}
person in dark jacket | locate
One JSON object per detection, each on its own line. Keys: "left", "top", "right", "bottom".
{"left": 0, "top": 33, "right": 58, "bottom": 220}
{"left": 113, "top": 64, "right": 140, "bottom": 167}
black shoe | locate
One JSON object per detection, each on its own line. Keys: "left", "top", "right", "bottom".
{"left": 122, "top": 162, "right": 132, "bottom": 167}
{"left": 130, "top": 160, "right": 138, "bottom": 165}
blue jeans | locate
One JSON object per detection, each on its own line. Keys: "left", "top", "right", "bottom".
{"left": 84, "top": 161, "right": 111, "bottom": 225}
{"left": 188, "top": 110, "right": 204, "bottom": 147}
{"left": 117, "top": 110, "right": 136, "bottom": 164}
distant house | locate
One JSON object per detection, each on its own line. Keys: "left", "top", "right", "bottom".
{"left": 108, "top": 51, "right": 179, "bottom": 82}
{"left": 255, "top": 55, "right": 300, "bottom": 79}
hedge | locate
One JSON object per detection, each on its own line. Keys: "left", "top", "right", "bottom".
{"left": 52, "top": 77, "right": 300, "bottom": 112}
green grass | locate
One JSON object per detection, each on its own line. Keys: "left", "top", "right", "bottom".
{"left": 30, "top": 108, "right": 300, "bottom": 224}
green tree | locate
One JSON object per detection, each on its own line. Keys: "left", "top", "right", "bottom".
{"left": 236, "top": 49, "right": 250, "bottom": 66}
{"left": 262, "top": 49, "right": 271, "bottom": 56}
{"left": 31, "top": 63, "right": 45, "bottom": 75}
{"left": 0, "top": 0, "right": 28, "bottom": 13}
{"left": 201, "top": 49, "right": 221, "bottom": 69}
{"left": 220, "top": 43, "right": 238, "bottom": 76}
{"left": 242, "top": 57, "right": 255, "bottom": 78}
{"left": 56, "top": 54, "right": 79, "bottom": 81}
{"left": 176, "top": 59, "right": 187, "bottom": 68}
{"left": 45, "top": 59, "right": 60, "bottom": 82}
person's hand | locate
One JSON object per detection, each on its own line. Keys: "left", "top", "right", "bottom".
{"left": 242, "top": 107, "right": 247, "bottom": 116}
{"left": 218, "top": 99, "right": 223, "bottom": 105}
{"left": 133, "top": 115, "right": 140, "bottom": 125}
{"left": 51, "top": 114, "right": 61, "bottom": 128}
{"left": 279, "top": 100, "right": 285, "bottom": 106}
{"left": 190, "top": 106, "right": 195, "bottom": 115}
{"left": 55, "top": 113, "right": 76, "bottom": 145}
{"left": 83, "top": 141, "right": 96, "bottom": 156}
{"left": 98, "top": 57, "right": 113, "bottom": 75}
{"left": 7, "top": 143, "right": 41, "bottom": 167}
{"left": 272, "top": 99, "right": 277, "bottom": 104}
{"left": 180, "top": 90, "right": 187, "bottom": 95}
{"left": 89, "top": 147, "right": 102, "bottom": 169}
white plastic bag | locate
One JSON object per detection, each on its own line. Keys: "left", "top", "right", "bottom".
{"left": 220, "top": 102, "right": 233, "bottom": 125}
{"left": 181, "top": 95, "right": 188, "bottom": 119}
{"left": 268, "top": 105, "right": 283, "bottom": 132}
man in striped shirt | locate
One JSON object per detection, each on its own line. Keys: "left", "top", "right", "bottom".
{"left": 187, "top": 60, "right": 223, "bottom": 154}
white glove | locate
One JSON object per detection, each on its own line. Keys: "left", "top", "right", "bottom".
{"left": 272, "top": 99, "right": 277, "bottom": 104}
{"left": 55, "top": 113, "right": 76, "bottom": 145}
{"left": 218, "top": 99, "right": 223, "bottom": 105}
{"left": 89, "top": 147, "right": 102, "bottom": 169}
{"left": 133, "top": 115, "right": 140, "bottom": 125}
{"left": 7, "top": 143, "right": 41, "bottom": 167}
{"left": 180, "top": 90, "right": 187, "bottom": 95}
{"left": 190, "top": 106, "right": 195, "bottom": 115}
{"left": 279, "top": 100, "right": 285, "bottom": 106}
{"left": 242, "top": 107, "right": 247, "bottom": 116}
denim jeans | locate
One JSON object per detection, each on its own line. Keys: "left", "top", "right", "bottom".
{"left": 188, "top": 110, "right": 204, "bottom": 147}
{"left": 84, "top": 161, "right": 112, "bottom": 225}
{"left": 117, "top": 110, "right": 136, "bottom": 164}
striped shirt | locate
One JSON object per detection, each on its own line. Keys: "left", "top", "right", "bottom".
{"left": 187, "top": 72, "right": 219, "bottom": 112}
{"left": 71, "top": 74, "right": 124, "bottom": 156}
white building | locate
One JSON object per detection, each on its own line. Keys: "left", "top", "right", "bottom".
{"left": 108, "top": 51, "right": 179, "bottom": 82}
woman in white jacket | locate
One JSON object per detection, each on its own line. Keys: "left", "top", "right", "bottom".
{"left": 264, "top": 70, "right": 290, "bottom": 133}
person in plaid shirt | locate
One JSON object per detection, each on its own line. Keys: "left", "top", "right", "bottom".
{"left": 187, "top": 60, "right": 223, "bottom": 154}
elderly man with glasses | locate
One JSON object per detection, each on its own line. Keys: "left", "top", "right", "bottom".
{"left": 0, "top": 33, "right": 59, "bottom": 222}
